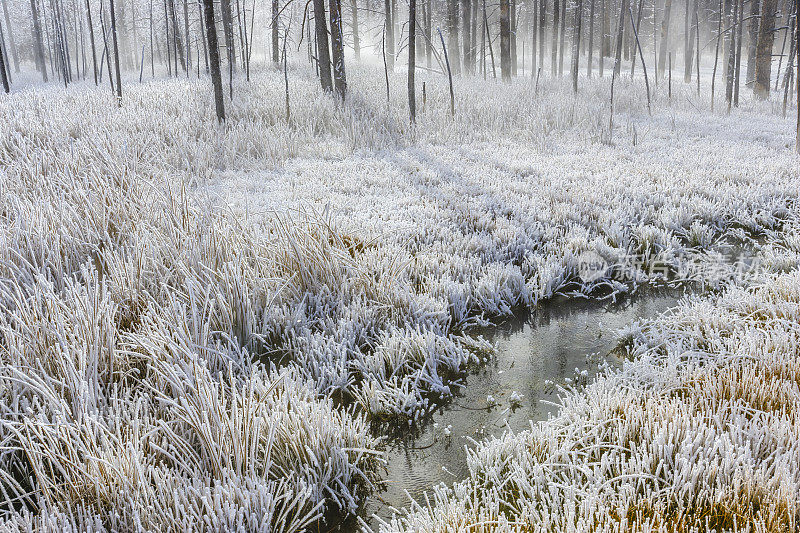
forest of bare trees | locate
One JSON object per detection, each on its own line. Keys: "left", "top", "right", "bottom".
{"left": 0, "top": 0, "right": 796, "bottom": 114}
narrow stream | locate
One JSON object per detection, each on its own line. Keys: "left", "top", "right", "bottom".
{"left": 362, "top": 286, "right": 690, "bottom": 527}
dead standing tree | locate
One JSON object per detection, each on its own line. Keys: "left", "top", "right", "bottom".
{"left": 314, "top": 0, "right": 333, "bottom": 91}
{"left": 754, "top": 0, "right": 778, "bottom": 98}
{"left": 409, "top": 0, "right": 416, "bottom": 121}
{"left": 500, "top": 0, "right": 512, "bottom": 79}
{"left": 330, "top": 0, "right": 346, "bottom": 98}
{"left": 202, "top": 0, "right": 225, "bottom": 121}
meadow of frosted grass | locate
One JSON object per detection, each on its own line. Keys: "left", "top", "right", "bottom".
{"left": 0, "top": 61, "right": 799, "bottom": 530}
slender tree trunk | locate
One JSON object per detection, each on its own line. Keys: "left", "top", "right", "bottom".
{"left": 385, "top": 0, "right": 395, "bottom": 70}
{"left": 539, "top": 0, "right": 545, "bottom": 70}
{"left": 630, "top": 3, "right": 651, "bottom": 111}
{"left": 438, "top": 27, "right": 455, "bottom": 115}
{"left": 613, "top": 0, "right": 629, "bottom": 76}
{"left": 351, "top": 0, "right": 360, "bottom": 60}
{"left": 712, "top": 0, "right": 723, "bottom": 109}
{"left": 485, "top": 1, "right": 497, "bottom": 76}
{"left": 599, "top": 0, "right": 605, "bottom": 75}
{"left": 558, "top": 0, "right": 566, "bottom": 75}
{"left": 330, "top": 0, "right": 346, "bottom": 97}
{"left": 31, "top": 0, "right": 48, "bottom": 80}
{"left": 658, "top": 0, "right": 672, "bottom": 75}
{"left": 271, "top": 0, "right": 279, "bottom": 62}
{"left": 409, "top": 0, "right": 416, "bottom": 121}
{"left": 531, "top": 0, "right": 538, "bottom": 74}
{"left": 511, "top": 0, "right": 518, "bottom": 75}
{"left": 83, "top": 0, "right": 97, "bottom": 84}
{"left": 448, "top": 0, "right": 461, "bottom": 74}
{"left": 795, "top": 0, "right": 799, "bottom": 152}
{"left": 684, "top": 0, "right": 696, "bottom": 81}
{"left": 733, "top": 0, "right": 744, "bottom": 105}
{"left": 426, "top": 0, "right": 432, "bottom": 67}
{"left": 552, "top": 0, "right": 560, "bottom": 74}
{"left": 1, "top": 0, "right": 18, "bottom": 72}
{"left": 631, "top": 0, "right": 643, "bottom": 75}
{"left": 725, "top": 0, "right": 737, "bottom": 105}
{"left": 0, "top": 27, "right": 9, "bottom": 92}
{"left": 746, "top": 0, "right": 760, "bottom": 83}
{"left": 202, "top": 0, "right": 224, "bottom": 121}
{"left": 183, "top": 0, "right": 191, "bottom": 73}
{"left": 571, "top": 0, "right": 583, "bottom": 90}
{"left": 314, "top": 0, "right": 333, "bottom": 90}
{"left": 754, "top": 0, "right": 777, "bottom": 97}
{"left": 220, "top": 0, "right": 235, "bottom": 69}
{"left": 463, "top": 0, "right": 472, "bottom": 72}
{"left": 197, "top": 0, "right": 208, "bottom": 71}
{"left": 500, "top": 0, "right": 512, "bottom": 78}
{"left": 109, "top": 0, "right": 122, "bottom": 102}
{"left": 587, "top": 0, "right": 595, "bottom": 75}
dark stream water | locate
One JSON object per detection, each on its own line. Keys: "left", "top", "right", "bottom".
{"left": 361, "top": 287, "right": 690, "bottom": 528}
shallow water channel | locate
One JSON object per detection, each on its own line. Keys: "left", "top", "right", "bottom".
{"left": 361, "top": 287, "right": 690, "bottom": 528}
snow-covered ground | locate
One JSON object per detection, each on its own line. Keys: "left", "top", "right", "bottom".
{"left": 1, "top": 62, "right": 799, "bottom": 530}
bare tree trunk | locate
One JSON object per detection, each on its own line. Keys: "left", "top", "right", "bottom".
{"left": 426, "top": 0, "right": 432, "bottom": 67}
{"left": 385, "top": 0, "right": 394, "bottom": 70}
{"left": 83, "top": 0, "right": 97, "bottom": 83}
{"left": 725, "top": 0, "right": 737, "bottom": 105}
{"left": 733, "top": 0, "right": 744, "bottom": 105}
{"left": 485, "top": 0, "right": 497, "bottom": 76}
{"left": 271, "top": 0, "right": 279, "bottom": 62}
{"left": 746, "top": 0, "right": 760, "bottom": 83}
{"left": 330, "top": 0, "right": 346, "bottom": 97}
{"left": 500, "top": 0, "right": 512, "bottom": 78}
{"left": 438, "top": 27, "right": 455, "bottom": 114}
{"left": 31, "top": 0, "right": 48, "bottom": 80}
{"left": 599, "top": 0, "right": 605, "bottom": 75}
{"left": 657, "top": 0, "right": 672, "bottom": 76}
{"left": 109, "top": 0, "right": 122, "bottom": 102}
{"left": 351, "top": 0, "right": 360, "bottom": 60}
{"left": 202, "top": 0, "right": 224, "bottom": 121}
{"left": 754, "top": 0, "right": 777, "bottom": 97}
{"left": 630, "top": 3, "right": 651, "bottom": 111}
{"left": 1, "top": 0, "right": 18, "bottom": 72}
{"left": 511, "top": 0, "right": 518, "bottom": 74}
{"left": 539, "top": 0, "right": 545, "bottom": 70}
{"left": 795, "top": 0, "right": 799, "bottom": 152}
{"left": 314, "top": 0, "right": 333, "bottom": 90}
{"left": 531, "top": 0, "right": 538, "bottom": 74}
{"left": 448, "top": 0, "right": 461, "bottom": 74}
{"left": 712, "top": 0, "right": 723, "bottom": 109}
{"left": 558, "top": 0, "right": 566, "bottom": 75}
{"left": 684, "top": 0, "right": 696, "bottom": 81}
{"left": 587, "top": 0, "right": 595, "bottom": 75}
{"left": 409, "top": 0, "right": 416, "bottom": 121}
{"left": 552, "top": 0, "right": 560, "bottom": 74}
{"left": 463, "top": 0, "right": 472, "bottom": 72}
{"left": 0, "top": 26, "right": 9, "bottom": 92}
{"left": 571, "top": 0, "right": 583, "bottom": 90}
{"left": 613, "top": 0, "right": 629, "bottom": 77}
{"left": 630, "top": 0, "right": 642, "bottom": 76}
{"left": 197, "top": 0, "right": 208, "bottom": 71}
{"left": 220, "top": 0, "right": 235, "bottom": 69}
{"left": 183, "top": 0, "right": 191, "bottom": 73}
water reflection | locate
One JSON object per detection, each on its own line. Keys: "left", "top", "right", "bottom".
{"left": 363, "top": 287, "right": 689, "bottom": 527}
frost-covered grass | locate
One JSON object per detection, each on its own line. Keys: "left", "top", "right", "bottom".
{"left": 0, "top": 61, "right": 799, "bottom": 530}
{"left": 376, "top": 250, "right": 800, "bottom": 532}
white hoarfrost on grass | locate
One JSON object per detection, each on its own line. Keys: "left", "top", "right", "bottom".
{"left": 0, "top": 61, "right": 799, "bottom": 530}
{"left": 377, "top": 252, "right": 800, "bottom": 532}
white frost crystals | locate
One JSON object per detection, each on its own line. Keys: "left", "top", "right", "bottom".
{"left": 1, "top": 64, "right": 799, "bottom": 531}
{"left": 378, "top": 265, "right": 800, "bottom": 532}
